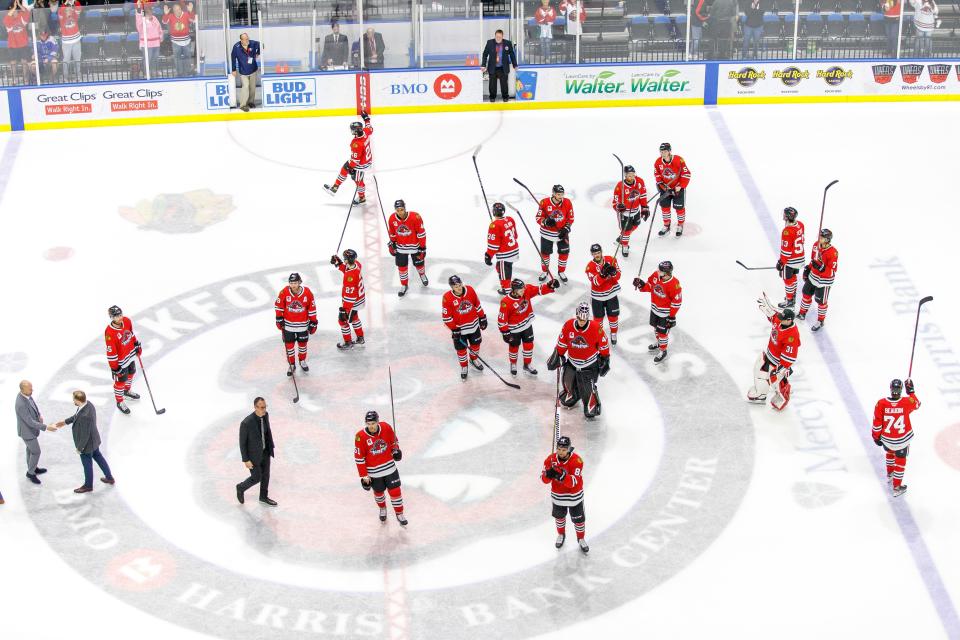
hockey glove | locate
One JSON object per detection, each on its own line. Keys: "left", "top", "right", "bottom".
{"left": 543, "top": 217, "right": 557, "bottom": 229}
{"left": 616, "top": 203, "right": 627, "bottom": 213}
{"left": 559, "top": 226, "right": 571, "bottom": 242}
{"left": 776, "top": 261, "right": 784, "bottom": 276}
{"left": 388, "top": 241, "right": 397, "bottom": 256}
{"left": 308, "top": 321, "right": 318, "bottom": 335}
{"left": 601, "top": 263, "right": 617, "bottom": 278}
{"left": 802, "top": 265, "right": 811, "bottom": 282}
{"left": 360, "top": 111, "right": 369, "bottom": 121}
{"left": 640, "top": 206, "right": 650, "bottom": 221}
{"left": 135, "top": 340, "right": 142, "bottom": 355}
{"left": 905, "top": 378, "right": 915, "bottom": 395}
{"left": 276, "top": 318, "right": 284, "bottom": 330}
{"left": 555, "top": 468, "right": 567, "bottom": 482}
{"left": 416, "top": 249, "right": 426, "bottom": 261}
{"left": 598, "top": 355, "right": 610, "bottom": 377}
{"left": 484, "top": 253, "right": 492, "bottom": 266}
{"left": 656, "top": 183, "right": 667, "bottom": 195}
{"left": 501, "top": 331, "right": 512, "bottom": 344}
{"left": 338, "top": 307, "right": 348, "bottom": 323}
{"left": 392, "top": 449, "right": 402, "bottom": 462}
{"left": 632, "top": 277, "right": 645, "bottom": 290}
{"left": 331, "top": 254, "right": 343, "bottom": 266}
{"left": 544, "top": 467, "right": 558, "bottom": 480}
{"left": 361, "top": 478, "right": 372, "bottom": 491}
{"left": 548, "top": 279, "right": 560, "bottom": 290}
{"left": 479, "top": 316, "right": 488, "bottom": 331}
{"left": 811, "top": 260, "right": 824, "bottom": 272}
{"left": 451, "top": 328, "right": 462, "bottom": 343}
{"left": 111, "top": 368, "right": 121, "bottom": 382}
{"left": 665, "top": 317, "right": 677, "bottom": 329}
{"left": 873, "top": 438, "right": 884, "bottom": 447}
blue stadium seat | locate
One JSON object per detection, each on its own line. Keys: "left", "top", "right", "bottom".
{"left": 81, "top": 34, "right": 102, "bottom": 59}
{"left": 805, "top": 12, "right": 825, "bottom": 36}
{"left": 630, "top": 15, "right": 652, "bottom": 39}
{"left": 81, "top": 7, "right": 105, "bottom": 34}
{"left": 763, "top": 13, "right": 782, "bottom": 37}
{"left": 826, "top": 12, "right": 845, "bottom": 36}
{"left": 847, "top": 13, "right": 867, "bottom": 36}
{"left": 652, "top": 14, "right": 676, "bottom": 39}
{"left": 103, "top": 33, "right": 124, "bottom": 59}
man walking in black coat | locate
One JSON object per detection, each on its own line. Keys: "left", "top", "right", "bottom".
{"left": 236, "top": 397, "right": 277, "bottom": 506}
{"left": 481, "top": 29, "right": 518, "bottom": 102}
{"left": 57, "top": 389, "right": 115, "bottom": 494}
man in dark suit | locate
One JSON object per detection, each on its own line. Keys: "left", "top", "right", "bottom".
{"left": 360, "top": 27, "right": 386, "bottom": 69}
{"left": 237, "top": 396, "right": 277, "bottom": 506}
{"left": 57, "top": 389, "right": 115, "bottom": 494}
{"left": 481, "top": 29, "right": 518, "bottom": 102}
{"left": 16, "top": 379, "right": 58, "bottom": 485}
{"left": 320, "top": 21, "right": 349, "bottom": 69}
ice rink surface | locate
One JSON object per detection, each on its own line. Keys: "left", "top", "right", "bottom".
{"left": 1, "top": 102, "right": 960, "bottom": 639}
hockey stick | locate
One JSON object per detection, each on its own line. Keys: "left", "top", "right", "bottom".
{"left": 735, "top": 260, "right": 777, "bottom": 271}
{"left": 635, "top": 193, "right": 664, "bottom": 279}
{"left": 908, "top": 296, "right": 934, "bottom": 378}
{"left": 371, "top": 174, "right": 391, "bottom": 233}
{"left": 611, "top": 153, "right": 626, "bottom": 261}
{"left": 504, "top": 201, "right": 556, "bottom": 283}
{"left": 472, "top": 145, "right": 494, "bottom": 220}
{"left": 334, "top": 185, "right": 360, "bottom": 255}
{"left": 553, "top": 367, "right": 561, "bottom": 453}
{"left": 468, "top": 347, "right": 521, "bottom": 390}
{"left": 817, "top": 179, "right": 840, "bottom": 237}
{"left": 388, "top": 366, "right": 397, "bottom": 435}
{"left": 512, "top": 177, "right": 541, "bottom": 208}
{"left": 291, "top": 366, "right": 300, "bottom": 404}
{"left": 135, "top": 353, "right": 166, "bottom": 415}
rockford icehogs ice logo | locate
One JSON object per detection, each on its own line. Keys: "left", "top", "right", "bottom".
{"left": 26, "top": 260, "right": 753, "bottom": 640}
{"left": 774, "top": 66, "right": 808, "bottom": 87}
{"left": 729, "top": 67, "right": 765, "bottom": 88}
{"left": 899, "top": 64, "right": 924, "bottom": 84}
{"left": 119, "top": 189, "right": 235, "bottom": 234}
{"left": 872, "top": 64, "right": 896, "bottom": 84}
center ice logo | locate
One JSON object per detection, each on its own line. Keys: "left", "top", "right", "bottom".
{"left": 118, "top": 189, "right": 235, "bottom": 234}
{"left": 26, "top": 260, "right": 753, "bottom": 639}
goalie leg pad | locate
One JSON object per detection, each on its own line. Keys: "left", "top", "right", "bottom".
{"left": 748, "top": 353, "right": 772, "bottom": 401}
{"left": 559, "top": 361, "right": 580, "bottom": 407}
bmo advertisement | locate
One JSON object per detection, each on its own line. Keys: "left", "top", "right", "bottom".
{"left": 371, "top": 70, "right": 480, "bottom": 108}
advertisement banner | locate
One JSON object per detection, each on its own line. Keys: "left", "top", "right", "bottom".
{"left": 371, "top": 69, "right": 481, "bottom": 108}
{"left": 516, "top": 64, "right": 705, "bottom": 104}
{"left": 717, "top": 61, "right": 960, "bottom": 102}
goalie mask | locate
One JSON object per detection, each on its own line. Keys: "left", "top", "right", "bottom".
{"left": 778, "top": 308, "right": 796, "bottom": 327}
{"left": 575, "top": 302, "right": 591, "bottom": 323}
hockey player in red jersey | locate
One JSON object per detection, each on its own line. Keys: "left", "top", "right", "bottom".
{"left": 585, "top": 243, "right": 622, "bottom": 344}
{"left": 653, "top": 142, "right": 692, "bottom": 237}
{"left": 536, "top": 185, "right": 575, "bottom": 283}
{"left": 776, "top": 207, "right": 805, "bottom": 309}
{"left": 799, "top": 228, "right": 838, "bottom": 332}
{"left": 612, "top": 165, "right": 650, "bottom": 257}
{"left": 548, "top": 302, "right": 610, "bottom": 419}
{"left": 323, "top": 111, "right": 373, "bottom": 205}
{"left": 484, "top": 202, "right": 520, "bottom": 294}
{"left": 387, "top": 199, "right": 428, "bottom": 297}
{"left": 441, "top": 275, "right": 488, "bottom": 380}
{"left": 872, "top": 378, "right": 920, "bottom": 497}
{"left": 748, "top": 294, "right": 801, "bottom": 410}
{"left": 632, "top": 260, "right": 682, "bottom": 363}
{"left": 275, "top": 272, "right": 318, "bottom": 376}
{"left": 105, "top": 305, "right": 141, "bottom": 415}
{"left": 498, "top": 277, "right": 559, "bottom": 376}
{"left": 330, "top": 249, "right": 366, "bottom": 350}
{"left": 354, "top": 410, "right": 406, "bottom": 525}
{"left": 541, "top": 436, "right": 588, "bottom": 553}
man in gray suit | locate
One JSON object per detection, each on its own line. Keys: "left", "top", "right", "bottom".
{"left": 16, "top": 380, "right": 59, "bottom": 484}
{"left": 55, "top": 389, "right": 115, "bottom": 494}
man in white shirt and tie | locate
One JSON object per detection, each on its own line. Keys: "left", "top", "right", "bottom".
{"left": 237, "top": 397, "right": 277, "bottom": 506}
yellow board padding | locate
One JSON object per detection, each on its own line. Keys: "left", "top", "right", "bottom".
{"left": 371, "top": 98, "right": 703, "bottom": 114}
{"left": 718, "top": 94, "right": 960, "bottom": 105}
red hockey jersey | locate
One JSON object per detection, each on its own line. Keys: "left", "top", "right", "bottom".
{"left": 638, "top": 272, "right": 682, "bottom": 318}
{"left": 105, "top": 317, "right": 138, "bottom": 371}
{"left": 498, "top": 284, "right": 553, "bottom": 334}
{"left": 872, "top": 393, "right": 920, "bottom": 450}
{"left": 275, "top": 286, "right": 317, "bottom": 333}
{"left": 808, "top": 243, "right": 839, "bottom": 288}
{"left": 780, "top": 221, "right": 806, "bottom": 270}
{"left": 612, "top": 177, "right": 648, "bottom": 214}
{"left": 556, "top": 318, "right": 609, "bottom": 369}
{"left": 585, "top": 256, "right": 621, "bottom": 301}
{"left": 354, "top": 421, "right": 400, "bottom": 478}
{"left": 388, "top": 211, "right": 426, "bottom": 254}
{"left": 486, "top": 217, "right": 520, "bottom": 262}
{"left": 338, "top": 262, "right": 366, "bottom": 313}
{"left": 536, "top": 196, "right": 575, "bottom": 242}
{"left": 349, "top": 121, "right": 374, "bottom": 169}
{"left": 540, "top": 452, "right": 584, "bottom": 506}
{"left": 764, "top": 315, "right": 801, "bottom": 369}
{"left": 442, "top": 285, "right": 486, "bottom": 334}
{"left": 654, "top": 155, "right": 691, "bottom": 191}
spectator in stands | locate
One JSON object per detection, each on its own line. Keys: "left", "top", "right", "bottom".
{"left": 231, "top": 32, "right": 261, "bottom": 111}
{"left": 706, "top": 0, "right": 737, "bottom": 58}
{"left": 46, "top": 0, "right": 60, "bottom": 37}
{"left": 534, "top": 0, "right": 557, "bottom": 61}
{"left": 360, "top": 26, "right": 386, "bottom": 68}
{"left": 481, "top": 29, "right": 517, "bottom": 102}
{"left": 162, "top": 2, "right": 195, "bottom": 77}
{"left": 910, "top": 0, "right": 938, "bottom": 56}
{"left": 34, "top": 29, "right": 59, "bottom": 82}
{"left": 4, "top": 0, "right": 32, "bottom": 83}
{"left": 135, "top": 1, "right": 164, "bottom": 77}
{"left": 559, "top": 0, "right": 585, "bottom": 38}
{"left": 58, "top": 0, "right": 80, "bottom": 79}
{"left": 741, "top": 0, "right": 764, "bottom": 59}
{"left": 882, "top": 0, "right": 901, "bottom": 57}
{"left": 321, "top": 21, "right": 349, "bottom": 70}
{"left": 691, "top": 0, "right": 709, "bottom": 57}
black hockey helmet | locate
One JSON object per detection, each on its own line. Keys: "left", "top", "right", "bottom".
{"left": 556, "top": 435, "right": 574, "bottom": 452}
{"left": 552, "top": 184, "right": 565, "bottom": 195}
{"left": 394, "top": 199, "right": 406, "bottom": 210}
{"left": 658, "top": 260, "right": 674, "bottom": 275}
{"left": 590, "top": 243, "right": 602, "bottom": 255}
{"left": 108, "top": 305, "right": 122, "bottom": 318}
{"left": 623, "top": 165, "right": 636, "bottom": 175}
{"left": 890, "top": 378, "right": 903, "bottom": 399}
{"left": 659, "top": 142, "right": 672, "bottom": 152}
{"left": 350, "top": 121, "right": 364, "bottom": 136}
{"left": 448, "top": 274, "right": 463, "bottom": 288}
{"left": 575, "top": 302, "right": 590, "bottom": 321}
{"left": 778, "top": 308, "right": 796, "bottom": 324}
{"left": 365, "top": 410, "right": 379, "bottom": 423}
{"left": 288, "top": 272, "right": 302, "bottom": 283}
{"left": 343, "top": 249, "right": 358, "bottom": 263}
{"left": 510, "top": 278, "right": 525, "bottom": 292}
{"left": 492, "top": 202, "right": 506, "bottom": 217}
{"left": 783, "top": 206, "right": 798, "bottom": 223}
{"left": 820, "top": 228, "right": 833, "bottom": 243}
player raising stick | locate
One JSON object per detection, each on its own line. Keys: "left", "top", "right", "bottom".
{"left": 441, "top": 275, "right": 488, "bottom": 381}
{"left": 354, "top": 410, "right": 407, "bottom": 525}
{"left": 387, "top": 199, "right": 428, "bottom": 297}
{"left": 323, "top": 111, "right": 372, "bottom": 205}
{"left": 498, "top": 277, "right": 559, "bottom": 376}
{"left": 330, "top": 249, "right": 366, "bottom": 350}
{"left": 105, "top": 305, "right": 141, "bottom": 415}
{"left": 536, "top": 185, "right": 575, "bottom": 283}
{"left": 748, "top": 294, "right": 801, "bottom": 410}
{"left": 484, "top": 202, "right": 519, "bottom": 295}
{"left": 776, "top": 207, "right": 805, "bottom": 309}
{"left": 799, "top": 228, "right": 838, "bottom": 332}
{"left": 653, "top": 142, "right": 691, "bottom": 237}
{"left": 872, "top": 378, "right": 920, "bottom": 497}
{"left": 632, "top": 260, "right": 682, "bottom": 363}
{"left": 548, "top": 302, "right": 610, "bottom": 420}
{"left": 541, "top": 436, "right": 588, "bottom": 553}
{"left": 612, "top": 165, "right": 649, "bottom": 256}
{"left": 275, "top": 272, "right": 317, "bottom": 376}
{"left": 585, "top": 242, "right": 622, "bottom": 345}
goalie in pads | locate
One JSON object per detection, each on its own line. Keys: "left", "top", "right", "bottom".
{"left": 548, "top": 302, "right": 610, "bottom": 419}
{"left": 748, "top": 294, "right": 801, "bottom": 410}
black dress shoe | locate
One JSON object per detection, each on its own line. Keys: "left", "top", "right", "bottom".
{"left": 26, "top": 473, "right": 40, "bottom": 484}
{"left": 259, "top": 497, "right": 278, "bottom": 506}
{"left": 101, "top": 477, "right": 115, "bottom": 485}
{"left": 236, "top": 484, "right": 244, "bottom": 504}
{"left": 35, "top": 467, "right": 47, "bottom": 474}
{"left": 73, "top": 486, "right": 92, "bottom": 493}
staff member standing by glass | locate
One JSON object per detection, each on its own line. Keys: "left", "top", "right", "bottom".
{"left": 481, "top": 29, "right": 517, "bottom": 103}
{"left": 231, "top": 32, "right": 261, "bottom": 112}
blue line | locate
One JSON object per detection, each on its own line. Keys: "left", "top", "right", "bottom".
{"left": 708, "top": 108, "right": 960, "bottom": 638}
{"left": 7, "top": 88, "right": 23, "bottom": 132}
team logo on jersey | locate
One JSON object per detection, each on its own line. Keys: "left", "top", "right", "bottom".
{"left": 570, "top": 335, "right": 589, "bottom": 348}
{"left": 119, "top": 189, "right": 235, "bottom": 234}
{"left": 928, "top": 64, "right": 950, "bottom": 84}
{"left": 458, "top": 300, "right": 474, "bottom": 313}
{"left": 774, "top": 66, "right": 808, "bottom": 87}
{"left": 29, "top": 260, "right": 754, "bottom": 640}
{"left": 729, "top": 67, "right": 764, "bottom": 87}
{"left": 817, "top": 66, "right": 852, "bottom": 86}
{"left": 871, "top": 64, "right": 896, "bottom": 84}
{"left": 899, "top": 64, "right": 924, "bottom": 84}
{"left": 370, "top": 438, "right": 388, "bottom": 455}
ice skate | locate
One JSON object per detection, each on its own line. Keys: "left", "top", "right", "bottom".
{"left": 746, "top": 392, "right": 767, "bottom": 404}
{"left": 777, "top": 298, "right": 795, "bottom": 309}
{"left": 116, "top": 401, "right": 131, "bottom": 415}
{"left": 578, "top": 538, "right": 590, "bottom": 554}
{"left": 379, "top": 507, "right": 387, "bottom": 522}
{"left": 336, "top": 341, "right": 354, "bottom": 351}
{"left": 555, "top": 534, "right": 565, "bottom": 549}
{"left": 622, "top": 244, "right": 630, "bottom": 257}
{"left": 323, "top": 184, "right": 338, "bottom": 196}
{"left": 123, "top": 390, "right": 140, "bottom": 400}
{"left": 653, "top": 350, "right": 668, "bottom": 364}
{"left": 396, "top": 513, "right": 408, "bottom": 526}
{"left": 893, "top": 485, "right": 908, "bottom": 497}
{"left": 538, "top": 272, "right": 548, "bottom": 282}
{"left": 299, "top": 361, "right": 309, "bottom": 372}
{"left": 510, "top": 363, "right": 518, "bottom": 376}
{"left": 460, "top": 369, "right": 468, "bottom": 381}
{"left": 353, "top": 194, "right": 366, "bottom": 205}
{"left": 675, "top": 225, "right": 684, "bottom": 237}
{"left": 287, "top": 363, "right": 296, "bottom": 376}
{"left": 811, "top": 320, "right": 824, "bottom": 332}
{"left": 558, "top": 272, "right": 568, "bottom": 283}
{"left": 523, "top": 364, "right": 538, "bottom": 376}
{"left": 658, "top": 225, "right": 671, "bottom": 237}
{"left": 355, "top": 336, "right": 365, "bottom": 345}
{"left": 469, "top": 358, "right": 484, "bottom": 371}
{"left": 419, "top": 272, "right": 429, "bottom": 286}
{"left": 611, "top": 333, "right": 618, "bottom": 346}
{"left": 648, "top": 343, "right": 659, "bottom": 352}
{"left": 398, "top": 285, "right": 408, "bottom": 297}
